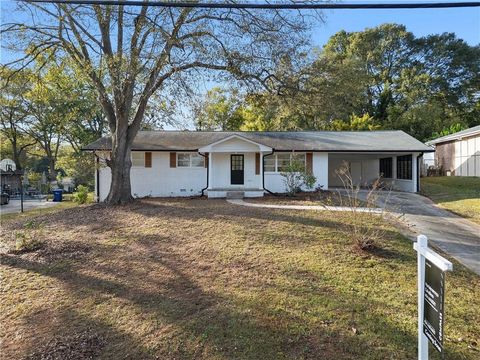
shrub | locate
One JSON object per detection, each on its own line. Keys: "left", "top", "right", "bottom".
{"left": 72, "top": 185, "right": 89, "bottom": 204}
{"left": 280, "top": 158, "right": 317, "bottom": 196}
{"left": 335, "top": 161, "right": 389, "bottom": 251}
{"left": 14, "top": 220, "right": 43, "bottom": 253}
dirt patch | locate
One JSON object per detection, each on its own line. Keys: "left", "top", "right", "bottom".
{"left": 23, "top": 330, "right": 105, "bottom": 360}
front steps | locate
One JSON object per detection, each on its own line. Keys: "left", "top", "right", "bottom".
{"left": 207, "top": 188, "right": 264, "bottom": 199}
{"left": 226, "top": 191, "right": 245, "bottom": 199}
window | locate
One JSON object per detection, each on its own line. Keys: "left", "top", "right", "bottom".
{"left": 264, "top": 155, "right": 275, "bottom": 172}
{"left": 397, "top": 155, "right": 412, "bottom": 180}
{"left": 379, "top": 157, "right": 393, "bottom": 178}
{"left": 177, "top": 153, "right": 205, "bottom": 167}
{"left": 131, "top": 152, "right": 144, "bottom": 167}
{"left": 264, "top": 153, "right": 306, "bottom": 172}
{"left": 276, "top": 153, "right": 291, "bottom": 172}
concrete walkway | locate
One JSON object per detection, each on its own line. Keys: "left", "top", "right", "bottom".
{"left": 356, "top": 191, "right": 480, "bottom": 275}
{"left": 227, "top": 199, "right": 383, "bottom": 213}
{"left": 229, "top": 192, "right": 480, "bottom": 275}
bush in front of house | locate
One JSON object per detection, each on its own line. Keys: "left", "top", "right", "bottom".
{"left": 280, "top": 158, "right": 317, "bottom": 196}
{"left": 72, "top": 185, "right": 89, "bottom": 204}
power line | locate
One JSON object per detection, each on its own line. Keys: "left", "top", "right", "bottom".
{"left": 22, "top": 1, "right": 480, "bottom": 10}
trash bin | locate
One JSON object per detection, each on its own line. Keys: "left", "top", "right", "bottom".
{"left": 52, "top": 189, "right": 63, "bottom": 202}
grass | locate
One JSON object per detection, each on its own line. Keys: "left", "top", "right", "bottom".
{"left": 0, "top": 198, "right": 479, "bottom": 359}
{"left": 421, "top": 176, "right": 480, "bottom": 224}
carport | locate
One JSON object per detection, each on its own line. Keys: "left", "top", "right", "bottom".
{"left": 328, "top": 152, "right": 421, "bottom": 192}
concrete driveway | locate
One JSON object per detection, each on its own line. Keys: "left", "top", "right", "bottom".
{"left": 0, "top": 199, "right": 59, "bottom": 215}
{"left": 355, "top": 190, "right": 480, "bottom": 275}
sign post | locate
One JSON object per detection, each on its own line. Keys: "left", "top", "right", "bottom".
{"left": 414, "top": 235, "right": 452, "bottom": 360}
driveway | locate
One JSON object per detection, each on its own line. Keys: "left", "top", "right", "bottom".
{"left": 355, "top": 191, "right": 480, "bottom": 275}
{"left": 0, "top": 199, "right": 60, "bottom": 215}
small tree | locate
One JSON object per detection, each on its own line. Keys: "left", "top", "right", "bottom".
{"left": 335, "top": 161, "right": 390, "bottom": 251}
{"left": 280, "top": 158, "right": 316, "bottom": 196}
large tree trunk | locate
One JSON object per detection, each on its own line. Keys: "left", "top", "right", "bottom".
{"left": 47, "top": 156, "right": 56, "bottom": 182}
{"left": 105, "top": 132, "right": 134, "bottom": 204}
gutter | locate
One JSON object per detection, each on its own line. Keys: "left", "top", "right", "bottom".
{"left": 198, "top": 151, "right": 209, "bottom": 197}
{"left": 262, "top": 149, "right": 276, "bottom": 195}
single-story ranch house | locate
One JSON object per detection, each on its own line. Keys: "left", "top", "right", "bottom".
{"left": 84, "top": 130, "right": 433, "bottom": 201}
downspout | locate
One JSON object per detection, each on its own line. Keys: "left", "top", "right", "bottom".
{"left": 199, "top": 152, "right": 209, "bottom": 197}
{"left": 262, "top": 149, "right": 276, "bottom": 195}
{"left": 95, "top": 153, "right": 100, "bottom": 202}
{"left": 417, "top": 152, "right": 423, "bottom": 193}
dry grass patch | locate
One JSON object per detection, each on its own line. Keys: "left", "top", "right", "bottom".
{"left": 1, "top": 198, "right": 479, "bottom": 359}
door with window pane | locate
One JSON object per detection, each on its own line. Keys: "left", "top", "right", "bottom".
{"left": 230, "top": 155, "right": 244, "bottom": 185}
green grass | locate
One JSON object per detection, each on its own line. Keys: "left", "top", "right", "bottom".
{"left": 421, "top": 177, "right": 480, "bottom": 224}
{"left": 1, "top": 199, "right": 478, "bottom": 359}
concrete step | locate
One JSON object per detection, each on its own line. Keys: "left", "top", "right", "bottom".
{"left": 226, "top": 191, "right": 245, "bottom": 199}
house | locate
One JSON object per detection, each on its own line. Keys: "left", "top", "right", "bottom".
{"left": 0, "top": 159, "right": 23, "bottom": 195}
{"left": 83, "top": 130, "right": 433, "bottom": 201}
{"left": 426, "top": 125, "right": 480, "bottom": 176}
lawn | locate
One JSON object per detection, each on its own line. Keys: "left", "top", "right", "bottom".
{"left": 1, "top": 199, "right": 479, "bottom": 359}
{"left": 421, "top": 176, "right": 480, "bottom": 224}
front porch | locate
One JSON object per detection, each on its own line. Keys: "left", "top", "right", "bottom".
{"left": 199, "top": 134, "right": 272, "bottom": 198}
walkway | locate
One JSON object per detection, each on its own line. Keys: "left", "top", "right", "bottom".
{"left": 229, "top": 192, "right": 480, "bottom": 275}
{"left": 227, "top": 199, "right": 382, "bottom": 213}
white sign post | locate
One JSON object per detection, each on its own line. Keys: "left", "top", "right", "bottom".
{"left": 414, "top": 235, "right": 453, "bottom": 360}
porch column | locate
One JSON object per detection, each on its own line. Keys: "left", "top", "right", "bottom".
{"left": 412, "top": 152, "right": 418, "bottom": 193}
{"left": 208, "top": 153, "right": 213, "bottom": 189}
{"left": 259, "top": 152, "right": 264, "bottom": 190}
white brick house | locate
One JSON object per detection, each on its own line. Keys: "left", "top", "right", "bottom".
{"left": 83, "top": 131, "right": 433, "bottom": 201}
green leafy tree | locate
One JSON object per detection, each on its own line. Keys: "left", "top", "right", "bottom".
{"left": 4, "top": 3, "right": 317, "bottom": 204}
{"left": 0, "top": 68, "right": 36, "bottom": 169}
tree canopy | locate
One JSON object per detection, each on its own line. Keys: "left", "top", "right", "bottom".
{"left": 193, "top": 24, "right": 480, "bottom": 141}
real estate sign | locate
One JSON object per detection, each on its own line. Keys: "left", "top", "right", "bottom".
{"left": 423, "top": 259, "right": 445, "bottom": 353}
{"left": 414, "top": 235, "right": 452, "bottom": 360}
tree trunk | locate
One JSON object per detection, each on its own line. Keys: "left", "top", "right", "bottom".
{"left": 105, "top": 134, "right": 134, "bottom": 204}
{"left": 48, "top": 157, "right": 56, "bottom": 182}
{"left": 11, "top": 140, "right": 22, "bottom": 171}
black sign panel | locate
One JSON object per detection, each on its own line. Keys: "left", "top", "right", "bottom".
{"left": 423, "top": 259, "right": 445, "bottom": 353}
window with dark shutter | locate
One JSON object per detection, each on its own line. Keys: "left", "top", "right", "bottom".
{"left": 306, "top": 153, "right": 313, "bottom": 174}
{"left": 397, "top": 155, "right": 412, "bottom": 180}
{"left": 170, "top": 152, "right": 176, "bottom": 168}
{"left": 255, "top": 153, "right": 260, "bottom": 175}
{"left": 379, "top": 157, "right": 392, "bottom": 178}
{"left": 145, "top": 152, "right": 152, "bottom": 168}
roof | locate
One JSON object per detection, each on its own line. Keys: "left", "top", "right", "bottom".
{"left": 83, "top": 130, "right": 433, "bottom": 153}
{"left": 426, "top": 125, "right": 480, "bottom": 145}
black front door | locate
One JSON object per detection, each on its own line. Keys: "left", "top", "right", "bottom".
{"left": 231, "top": 154, "right": 244, "bottom": 185}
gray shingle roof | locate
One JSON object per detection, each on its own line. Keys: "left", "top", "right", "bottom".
{"left": 83, "top": 130, "right": 433, "bottom": 152}
{"left": 426, "top": 125, "right": 480, "bottom": 145}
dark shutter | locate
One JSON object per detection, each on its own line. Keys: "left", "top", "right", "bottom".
{"left": 170, "top": 152, "right": 176, "bottom": 168}
{"left": 145, "top": 152, "right": 152, "bottom": 168}
{"left": 379, "top": 157, "right": 392, "bottom": 178}
{"left": 397, "top": 155, "right": 412, "bottom": 180}
{"left": 255, "top": 153, "right": 260, "bottom": 175}
{"left": 306, "top": 153, "right": 313, "bottom": 174}
{"left": 205, "top": 153, "right": 209, "bottom": 168}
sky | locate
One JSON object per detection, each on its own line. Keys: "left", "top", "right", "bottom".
{"left": 1, "top": 0, "right": 479, "bottom": 129}
{"left": 311, "top": 3, "right": 480, "bottom": 47}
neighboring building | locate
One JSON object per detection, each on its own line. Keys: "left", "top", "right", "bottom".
{"left": 0, "top": 159, "right": 23, "bottom": 195}
{"left": 0, "top": 169, "right": 23, "bottom": 195}
{"left": 83, "top": 131, "right": 433, "bottom": 201}
{"left": 426, "top": 125, "right": 480, "bottom": 176}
